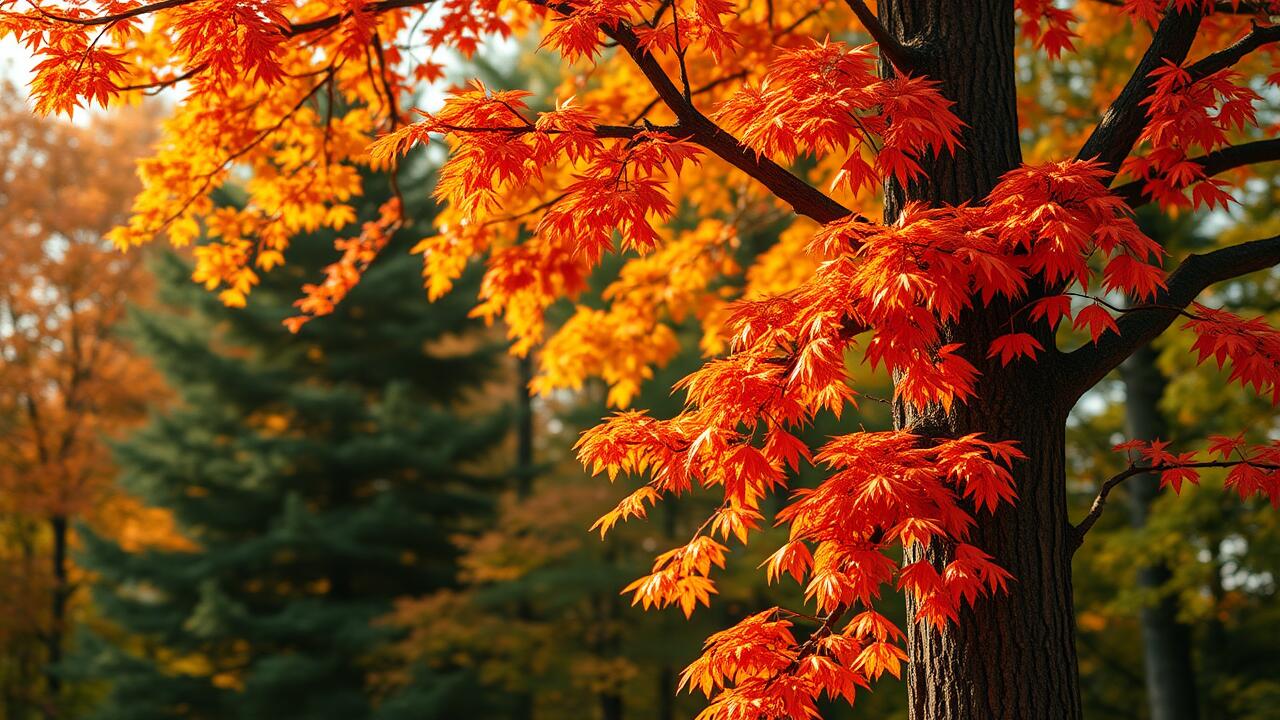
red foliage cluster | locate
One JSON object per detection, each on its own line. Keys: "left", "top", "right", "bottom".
{"left": 1123, "top": 62, "right": 1261, "bottom": 209}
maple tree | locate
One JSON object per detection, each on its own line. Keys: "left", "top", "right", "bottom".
{"left": 5, "top": 0, "right": 1280, "bottom": 718}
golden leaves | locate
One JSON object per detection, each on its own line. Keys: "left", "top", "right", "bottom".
{"left": 534, "top": 219, "right": 736, "bottom": 408}
{"left": 286, "top": 197, "right": 403, "bottom": 331}
{"left": 623, "top": 536, "right": 727, "bottom": 617}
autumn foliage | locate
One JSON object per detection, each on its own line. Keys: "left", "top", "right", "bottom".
{"left": 0, "top": 87, "right": 180, "bottom": 710}
{"left": 4, "top": 0, "right": 1280, "bottom": 716}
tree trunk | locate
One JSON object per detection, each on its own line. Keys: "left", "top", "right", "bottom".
{"left": 1120, "top": 346, "right": 1200, "bottom": 720}
{"left": 879, "top": 2, "right": 1084, "bottom": 718}
{"left": 44, "top": 512, "right": 69, "bottom": 714}
{"left": 656, "top": 665, "right": 675, "bottom": 720}
{"left": 599, "top": 691, "right": 623, "bottom": 720}
{"left": 9, "top": 518, "right": 39, "bottom": 720}
{"left": 514, "top": 354, "right": 536, "bottom": 720}
{"left": 879, "top": 0, "right": 1022, "bottom": 212}
{"left": 896, "top": 378, "right": 1081, "bottom": 720}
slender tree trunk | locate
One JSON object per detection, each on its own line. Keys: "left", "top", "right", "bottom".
{"left": 657, "top": 489, "right": 678, "bottom": 720}
{"left": 879, "top": 2, "right": 1084, "bottom": 718}
{"left": 592, "top": 573, "right": 625, "bottom": 720}
{"left": 44, "top": 513, "right": 68, "bottom": 713}
{"left": 1200, "top": 534, "right": 1228, "bottom": 720}
{"left": 1120, "top": 346, "right": 1200, "bottom": 720}
{"left": 514, "top": 354, "right": 536, "bottom": 720}
{"left": 600, "top": 691, "right": 624, "bottom": 720}
{"left": 23, "top": 518, "right": 40, "bottom": 720}
{"left": 515, "top": 354, "right": 535, "bottom": 500}
{"left": 8, "top": 517, "right": 38, "bottom": 720}
{"left": 656, "top": 665, "right": 674, "bottom": 720}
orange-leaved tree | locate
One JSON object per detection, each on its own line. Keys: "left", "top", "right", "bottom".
{"left": 4, "top": 1, "right": 1280, "bottom": 718}
{"left": 0, "top": 85, "right": 176, "bottom": 716}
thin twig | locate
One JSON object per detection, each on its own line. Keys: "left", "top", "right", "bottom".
{"left": 627, "top": 70, "right": 746, "bottom": 124}
{"left": 669, "top": 2, "right": 693, "bottom": 102}
{"left": 1073, "top": 459, "right": 1280, "bottom": 548}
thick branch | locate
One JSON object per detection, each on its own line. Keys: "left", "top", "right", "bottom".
{"left": 598, "top": 18, "right": 853, "bottom": 223}
{"left": 1114, "top": 137, "right": 1280, "bottom": 207}
{"left": 1086, "top": 19, "right": 1278, "bottom": 188}
{"left": 1076, "top": 8, "right": 1203, "bottom": 171}
{"left": 1062, "top": 233, "right": 1280, "bottom": 399}
{"left": 1186, "top": 21, "right": 1280, "bottom": 81}
{"left": 1088, "top": 0, "right": 1278, "bottom": 14}
{"left": 842, "top": 0, "right": 925, "bottom": 72}
{"left": 437, "top": 121, "right": 675, "bottom": 139}
{"left": 1072, "top": 459, "right": 1280, "bottom": 549}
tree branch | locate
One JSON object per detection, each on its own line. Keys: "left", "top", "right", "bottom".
{"left": 25, "top": 0, "right": 199, "bottom": 25}
{"left": 1113, "top": 137, "right": 1280, "bottom": 208}
{"left": 25, "top": 0, "right": 434, "bottom": 36}
{"left": 1087, "top": 0, "right": 1278, "bottom": 15}
{"left": 433, "top": 121, "right": 676, "bottom": 139}
{"left": 1061, "top": 233, "right": 1280, "bottom": 399}
{"left": 1085, "top": 18, "right": 1278, "bottom": 191}
{"left": 1185, "top": 21, "right": 1280, "bottom": 81}
{"left": 842, "top": 0, "right": 925, "bottom": 72}
{"left": 627, "top": 70, "right": 746, "bottom": 125}
{"left": 594, "top": 12, "right": 854, "bottom": 223}
{"left": 1073, "top": 459, "right": 1280, "bottom": 550}
{"left": 1076, "top": 7, "right": 1203, "bottom": 171}
{"left": 33, "top": 0, "right": 852, "bottom": 224}
{"left": 115, "top": 62, "right": 207, "bottom": 93}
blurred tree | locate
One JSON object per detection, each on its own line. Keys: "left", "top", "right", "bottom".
{"left": 379, "top": 340, "right": 728, "bottom": 720}
{"left": 0, "top": 84, "right": 176, "bottom": 718}
{"left": 1068, "top": 193, "right": 1280, "bottom": 720}
{"left": 380, "top": 276, "right": 911, "bottom": 720}
{"left": 70, "top": 168, "right": 508, "bottom": 720}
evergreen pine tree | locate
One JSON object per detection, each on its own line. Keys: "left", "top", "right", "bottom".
{"left": 72, "top": 170, "right": 506, "bottom": 720}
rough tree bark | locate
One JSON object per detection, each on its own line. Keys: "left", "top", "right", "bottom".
{"left": 1120, "top": 346, "right": 1200, "bottom": 720}
{"left": 879, "top": 2, "right": 1084, "bottom": 718}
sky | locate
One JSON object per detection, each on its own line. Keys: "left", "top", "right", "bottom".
{"left": 1, "top": 37, "right": 32, "bottom": 89}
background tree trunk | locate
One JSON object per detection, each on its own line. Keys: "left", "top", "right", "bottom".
{"left": 879, "top": 2, "right": 1085, "bottom": 718}
{"left": 44, "top": 512, "right": 68, "bottom": 714}
{"left": 514, "top": 354, "right": 536, "bottom": 720}
{"left": 656, "top": 665, "right": 674, "bottom": 720}
{"left": 1121, "top": 346, "right": 1200, "bottom": 720}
